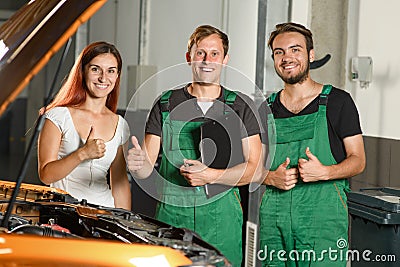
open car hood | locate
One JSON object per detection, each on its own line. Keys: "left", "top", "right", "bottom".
{"left": 0, "top": 1, "right": 231, "bottom": 266}
{"left": 0, "top": 0, "right": 107, "bottom": 116}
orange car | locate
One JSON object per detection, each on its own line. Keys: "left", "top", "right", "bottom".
{"left": 0, "top": 181, "right": 228, "bottom": 266}
{"left": 0, "top": 1, "right": 230, "bottom": 266}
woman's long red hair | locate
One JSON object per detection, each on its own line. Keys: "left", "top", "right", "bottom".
{"left": 40, "top": 41, "right": 122, "bottom": 114}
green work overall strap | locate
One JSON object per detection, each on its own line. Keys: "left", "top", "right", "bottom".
{"left": 160, "top": 89, "right": 173, "bottom": 121}
{"left": 223, "top": 89, "right": 237, "bottom": 114}
{"left": 267, "top": 92, "right": 278, "bottom": 107}
{"left": 160, "top": 88, "right": 238, "bottom": 115}
{"left": 266, "top": 92, "right": 278, "bottom": 125}
{"left": 266, "top": 85, "right": 331, "bottom": 108}
{"left": 319, "top": 84, "right": 332, "bottom": 106}
{"left": 158, "top": 89, "right": 202, "bottom": 191}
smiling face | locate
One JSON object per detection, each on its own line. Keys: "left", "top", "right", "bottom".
{"left": 272, "top": 31, "right": 314, "bottom": 85}
{"left": 186, "top": 33, "right": 229, "bottom": 85}
{"left": 84, "top": 53, "right": 119, "bottom": 99}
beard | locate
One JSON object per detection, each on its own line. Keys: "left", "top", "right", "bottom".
{"left": 276, "top": 61, "right": 310, "bottom": 85}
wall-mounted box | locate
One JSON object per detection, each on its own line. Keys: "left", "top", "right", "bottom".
{"left": 351, "top": 56, "right": 373, "bottom": 88}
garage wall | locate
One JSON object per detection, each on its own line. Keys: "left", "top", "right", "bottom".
{"left": 349, "top": 0, "right": 400, "bottom": 140}
{"left": 345, "top": 0, "right": 400, "bottom": 189}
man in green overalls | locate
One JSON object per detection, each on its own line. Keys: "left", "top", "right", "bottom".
{"left": 258, "top": 22, "right": 366, "bottom": 266}
{"left": 127, "top": 25, "right": 262, "bottom": 267}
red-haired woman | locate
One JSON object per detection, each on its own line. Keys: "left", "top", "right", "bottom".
{"left": 38, "top": 41, "right": 131, "bottom": 209}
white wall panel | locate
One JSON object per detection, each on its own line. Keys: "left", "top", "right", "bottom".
{"left": 351, "top": 0, "right": 400, "bottom": 139}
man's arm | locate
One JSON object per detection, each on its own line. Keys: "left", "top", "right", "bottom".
{"left": 298, "top": 134, "right": 366, "bottom": 182}
{"left": 127, "top": 134, "right": 161, "bottom": 179}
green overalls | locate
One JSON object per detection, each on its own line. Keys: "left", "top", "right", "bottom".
{"left": 259, "top": 85, "right": 349, "bottom": 267}
{"left": 155, "top": 89, "right": 243, "bottom": 267}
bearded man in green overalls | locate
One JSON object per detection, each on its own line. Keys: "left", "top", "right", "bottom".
{"left": 257, "top": 22, "right": 366, "bottom": 266}
{"left": 127, "top": 25, "right": 262, "bottom": 267}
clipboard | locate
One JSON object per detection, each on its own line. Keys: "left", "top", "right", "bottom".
{"left": 200, "top": 112, "right": 245, "bottom": 198}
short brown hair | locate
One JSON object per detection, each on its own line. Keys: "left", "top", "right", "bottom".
{"left": 187, "top": 25, "right": 229, "bottom": 56}
{"left": 268, "top": 22, "right": 313, "bottom": 53}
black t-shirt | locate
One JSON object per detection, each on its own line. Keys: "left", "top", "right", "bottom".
{"left": 146, "top": 84, "right": 261, "bottom": 138}
{"left": 258, "top": 86, "right": 362, "bottom": 163}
